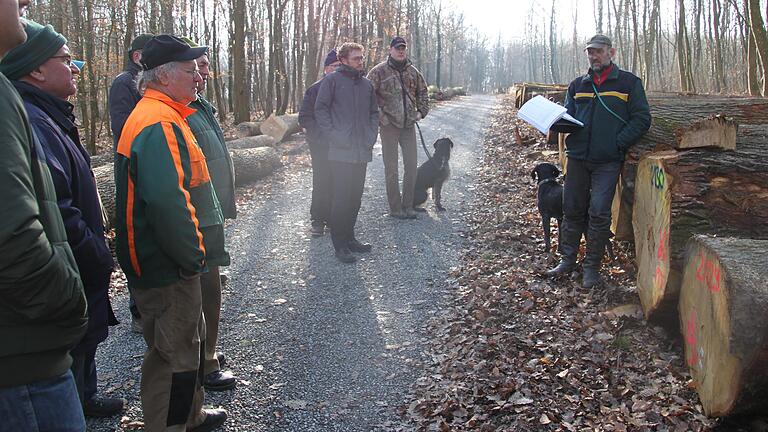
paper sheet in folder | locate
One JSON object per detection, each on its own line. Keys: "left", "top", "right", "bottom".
{"left": 517, "top": 95, "right": 584, "bottom": 134}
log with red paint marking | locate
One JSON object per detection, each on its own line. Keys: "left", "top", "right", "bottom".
{"left": 632, "top": 125, "right": 768, "bottom": 320}
{"left": 679, "top": 235, "right": 768, "bottom": 417}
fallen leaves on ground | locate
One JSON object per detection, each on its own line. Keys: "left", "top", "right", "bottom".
{"left": 401, "top": 95, "right": 719, "bottom": 431}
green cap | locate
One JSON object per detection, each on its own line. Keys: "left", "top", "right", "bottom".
{"left": 179, "top": 36, "right": 200, "bottom": 48}
{"left": 0, "top": 19, "right": 67, "bottom": 80}
{"left": 585, "top": 34, "right": 612, "bottom": 49}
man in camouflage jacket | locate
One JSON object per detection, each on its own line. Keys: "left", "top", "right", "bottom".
{"left": 367, "top": 36, "right": 429, "bottom": 219}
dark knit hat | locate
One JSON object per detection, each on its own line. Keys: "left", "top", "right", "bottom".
{"left": 140, "top": 35, "right": 208, "bottom": 70}
{"left": 0, "top": 19, "right": 67, "bottom": 80}
{"left": 130, "top": 33, "right": 154, "bottom": 53}
{"left": 323, "top": 49, "right": 338, "bottom": 67}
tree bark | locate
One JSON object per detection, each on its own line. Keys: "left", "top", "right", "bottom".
{"left": 232, "top": 0, "right": 250, "bottom": 123}
{"left": 632, "top": 126, "right": 768, "bottom": 320}
{"left": 226, "top": 135, "right": 276, "bottom": 150}
{"left": 679, "top": 235, "right": 768, "bottom": 417}
{"left": 230, "top": 147, "right": 282, "bottom": 186}
{"left": 260, "top": 113, "right": 301, "bottom": 143}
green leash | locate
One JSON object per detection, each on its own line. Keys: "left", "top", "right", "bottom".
{"left": 592, "top": 82, "right": 628, "bottom": 126}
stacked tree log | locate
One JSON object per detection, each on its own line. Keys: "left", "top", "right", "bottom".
{"left": 93, "top": 147, "right": 281, "bottom": 230}
{"left": 511, "top": 82, "right": 567, "bottom": 109}
{"left": 260, "top": 113, "right": 301, "bottom": 143}
{"left": 678, "top": 235, "right": 768, "bottom": 417}
{"left": 612, "top": 95, "right": 768, "bottom": 241}
{"left": 632, "top": 125, "right": 768, "bottom": 320}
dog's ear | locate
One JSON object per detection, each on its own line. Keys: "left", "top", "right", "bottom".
{"left": 530, "top": 168, "right": 537, "bottom": 182}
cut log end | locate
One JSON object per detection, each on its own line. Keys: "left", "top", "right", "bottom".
{"left": 679, "top": 235, "right": 768, "bottom": 417}
{"left": 676, "top": 116, "right": 737, "bottom": 150}
{"left": 260, "top": 113, "right": 300, "bottom": 143}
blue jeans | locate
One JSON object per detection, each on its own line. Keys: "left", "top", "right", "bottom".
{"left": 0, "top": 370, "right": 85, "bottom": 432}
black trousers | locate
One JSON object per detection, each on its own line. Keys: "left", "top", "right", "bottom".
{"left": 560, "top": 158, "right": 621, "bottom": 267}
{"left": 309, "top": 143, "right": 332, "bottom": 226}
{"left": 70, "top": 347, "right": 98, "bottom": 404}
{"left": 329, "top": 160, "right": 367, "bottom": 250}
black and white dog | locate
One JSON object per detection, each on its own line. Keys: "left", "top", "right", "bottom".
{"left": 414, "top": 138, "right": 454, "bottom": 212}
{"left": 531, "top": 162, "right": 564, "bottom": 252}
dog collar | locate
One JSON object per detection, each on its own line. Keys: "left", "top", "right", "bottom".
{"left": 537, "top": 178, "right": 558, "bottom": 187}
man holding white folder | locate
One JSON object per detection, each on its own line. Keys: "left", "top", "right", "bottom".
{"left": 546, "top": 34, "right": 651, "bottom": 288}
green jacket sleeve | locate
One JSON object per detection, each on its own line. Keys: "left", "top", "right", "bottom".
{"left": 0, "top": 104, "right": 86, "bottom": 322}
{"left": 132, "top": 122, "right": 206, "bottom": 274}
{"left": 617, "top": 79, "right": 651, "bottom": 152}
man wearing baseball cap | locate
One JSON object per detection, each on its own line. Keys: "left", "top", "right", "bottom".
{"left": 299, "top": 49, "right": 341, "bottom": 237}
{"left": 367, "top": 36, "right": 429, "bottom": 220}
{"left": 114, "top": 34, "right": 227, "bottom": 431}
{"left": 547, "top": 34, "right": 651, "bottom": 288}
{"left": 0, "top": 18, "right": 124, "bottom": 418}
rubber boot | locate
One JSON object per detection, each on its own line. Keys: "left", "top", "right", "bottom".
{"left": 546, "top": 220, "right": 581, "bottom": 277}
{"left": 582, "top": 232, "right": 608, "bottom": 288}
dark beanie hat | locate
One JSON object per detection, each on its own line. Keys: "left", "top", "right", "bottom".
{"left": 130, "top": 33, "right": 154, "bottom": 53}
{"left": 324, "top": 49, "right": 338, "bottom": 67}
{"left": 0, "top": 19, "right": 67, "bottom": 80}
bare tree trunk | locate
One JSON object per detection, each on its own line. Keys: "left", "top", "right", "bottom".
{"left": 160, "top": 0, "right": 174, "bottom": 33}
{"left": 748, "top": 0, "right": 768, "bottom": 95}
{"left": 435, "top": 1, "right": 442, "bottom": 88}
{"left": 548, "top": 0, "right": 559, "bottom": 83}
{"left": 745, "top": 0, "right": 761, "bottom": 95}
{"left": 232, "top": 0, "right": 250, "bottom": 123}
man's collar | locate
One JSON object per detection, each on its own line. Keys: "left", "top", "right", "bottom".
{"left": 582, "top": 62, "right": 619, "bottom": 83}
{"left": 142, "top": 88, "right": 197, "bottom": 118}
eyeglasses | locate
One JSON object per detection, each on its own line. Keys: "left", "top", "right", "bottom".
{"left": 179, "top": 68, "right": 200, "bottom": 77}
{"left": 49, "top": 55, "right": 85, "bottom": 71}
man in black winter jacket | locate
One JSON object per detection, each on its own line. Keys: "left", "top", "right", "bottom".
{"left": 547, "top": 35, "right": 651, "bottom": 288}
{"left": 299, "top": 49, "right": 341, "bottom": 237}
{"left": 314, "top": 42, "right": 380, "bottom": 263}
{"left": 107, "top": 33, "right": 153, "bottom": 333}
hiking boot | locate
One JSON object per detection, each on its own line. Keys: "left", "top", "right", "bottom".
{"left": 335, "top": 248, "right": 356, "bottom": 263}
{"left": 348, "top": 239, "right": 372, "bottom": 253}
{"left": 389, "top": 210, "right": 407, "bottom": 219}
{"left": 546, "top": 260, "right": 577, "bottom": 277}
{"left": 204, "top": 370, "right": 237, "bottom": 391}
{"left": 215, "top": 352, "right": 227, "bottom": 368}
{"left": 187, "top": 408, "right": 227, "bottom": 432}
{"left": 83, "top": 396, "right": 126, "bottom": 418}
{"left": 310, "top": 222, "right": 325, "bottom": 237}
{"left": 582, "top": 267, "right": 603, "bottom": 288}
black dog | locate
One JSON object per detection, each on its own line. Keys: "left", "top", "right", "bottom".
{"left": 414, "top": 138, "right": 454, "bottom": 212}
{"left": 531, "top": 162, "right": 615, "bottom": 258}
{"left": 531, "top": 162, "right": 564, "bottom": 252}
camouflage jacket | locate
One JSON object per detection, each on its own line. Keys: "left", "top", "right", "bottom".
{"left": 367, "top": 57, "right": 429, "bottom": 128}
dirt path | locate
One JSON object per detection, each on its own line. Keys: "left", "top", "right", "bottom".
{"left": 87, "top": 94, "right": 499, "bottom": 431}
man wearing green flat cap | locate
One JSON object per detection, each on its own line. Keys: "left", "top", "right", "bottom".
{"left": 0, "top": 18, "right": 125, "bottom": 419}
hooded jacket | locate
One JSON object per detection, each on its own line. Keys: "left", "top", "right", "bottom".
{"left": 314, "top": 64, "right": 379, "bottom": 164}
{"left": 367, "top": 57, "right": 429, "bottom": 128}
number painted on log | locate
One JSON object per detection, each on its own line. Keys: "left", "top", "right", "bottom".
{"left": 651, "top": 165, "right": 665, "bottom": 190}
{"left": 685, "top": 310, "right": 700, "bottom": 367}
{"left": 696, "top": 252, "right": 722, "bottom": 293}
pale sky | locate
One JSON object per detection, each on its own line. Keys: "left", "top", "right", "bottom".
{"left": 450, "top": 0, "right": 677, "bottom": 43}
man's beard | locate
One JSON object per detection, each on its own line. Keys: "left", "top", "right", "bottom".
{"left": 591, "top": 61, "right": 609, "bottom": 73}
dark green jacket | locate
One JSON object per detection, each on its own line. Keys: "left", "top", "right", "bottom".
{"left": 0, "top": 74, "right": 88, "bottom": 388}
{"left": 564, "top": 64, "right": 651, "bottom": 163}
{"left": 115, "top": 89, "right": 221, "bottom": 288}
{"left": 188, "top": 96, "right": 234, "bottom": 266}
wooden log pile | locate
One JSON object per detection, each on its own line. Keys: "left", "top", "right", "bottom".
{"left": 679, "top": 235, "right": 768, "bottom": 417}
{"left": 612, "top": 95, "right": 768, "bottom": 240}
{"left": 94, "top": 147, "right": 281, "bottom": 229}
{"left": 632, "top": 125, "right": 768, "bottom": 319}
{"left": 511, "top": 82, "right": 567, "bottom": 109}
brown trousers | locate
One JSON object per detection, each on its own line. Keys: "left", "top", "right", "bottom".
{"left": 133, "top": 277, "right": 206, "bottom": 432}
{"left": 379, "top": 123, "right": 418, "bottom": 213}
{"left": 200, "top": 265, "right": 222, "bottom": 375}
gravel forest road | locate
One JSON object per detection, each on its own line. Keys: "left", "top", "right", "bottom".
{"left": 88, "top": 94, "right": 499, "bottom": 431}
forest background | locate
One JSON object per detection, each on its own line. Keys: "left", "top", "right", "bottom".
{"left": 25, "top": 0, "right": 768, "bottom": 154}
